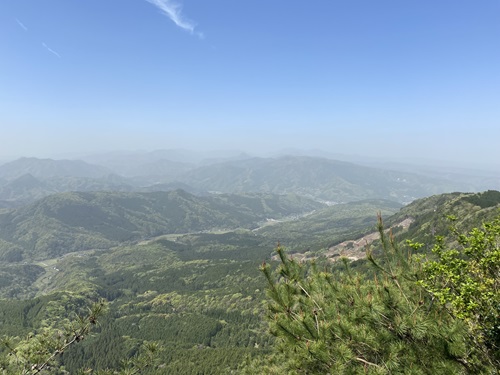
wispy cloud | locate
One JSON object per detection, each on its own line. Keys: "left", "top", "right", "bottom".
{"left": 42, "top": 42, "right": 61, "bottom": 58}
{"left": 15, "top": 18, "right": 28, "bottom": 31}
{"left": 145, "top": 0, "right": 202, "bottom": 37}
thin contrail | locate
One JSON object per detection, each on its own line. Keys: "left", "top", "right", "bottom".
{"left": 42, "top": 42, "right": 61, "bottom": 58}
{"left": 15, "top": 18, "right": 28, "bottom": 31}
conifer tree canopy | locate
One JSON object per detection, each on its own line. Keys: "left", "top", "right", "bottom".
{"left": 258, "top": 215, "right": 500, "bottom": 374}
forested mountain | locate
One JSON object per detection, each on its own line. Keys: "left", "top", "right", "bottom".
{"left": 311, "top": 190, "right": 500, "bottom": 265}
{"left": 0, "top": 190, "right": 324, "bottom": 260}
{"left": 255, "top": 198, "right": 402, "bottom": 252}
{"left": 385, "top": 189, "right": 500, "bottom": 245}
{"left": 138, "top": 181, "right": 205, "bottom": 195}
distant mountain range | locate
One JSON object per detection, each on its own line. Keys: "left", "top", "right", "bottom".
{"left": 0, "top": 173, "right": 133, "bottom": 208}
{"left": 175, "top": 156, "right": 482, "bottom": 203}
{"left": 0, "top": 153, "right": 497, "bottom": 208}
{"left": 0, "top": 157, "right": 111, "bottom": 179}
{"left": 0, "top": 158, "right": 133, "bottom": 208}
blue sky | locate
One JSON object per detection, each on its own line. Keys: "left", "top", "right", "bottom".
{"left": 1, "top": 0, "right": 499, "bottom": 164}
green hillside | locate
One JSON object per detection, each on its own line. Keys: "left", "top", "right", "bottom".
{"left": 256, "top": 199, "right": 402, "bottom": 252}
{"left": 0, "top": 190, "right": 324, "bottom": 260}
{"left": 384, "top": 190, "right": 500, "bottom": 248}
{"left": 306, "top": 190, "right": 500, "bottom": 267}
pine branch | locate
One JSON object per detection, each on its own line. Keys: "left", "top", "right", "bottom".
{"left": 355, "top": 356, "right": 382, "bottom": 368}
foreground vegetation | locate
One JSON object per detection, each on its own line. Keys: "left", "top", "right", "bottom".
{"left": 249, "top": 192, "right": 500, "bottom": 373}
{"left": 253, "top": 218, "right": 499, "bottom": 373}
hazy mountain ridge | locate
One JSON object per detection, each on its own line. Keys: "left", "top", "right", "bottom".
{"left": 0, "top": 158, "right": 136, "bottom": 208}
{"left": 175, "top": 156, "right": 474, "bottom": 203}
{"left": 0, "top": 157, "right": 112, "bottom": 179}
{"left": 0, "top": 154, "right": 494, "bottom": 208}
{"left": 0, "top": 174, "right": 55, "bottom": 205}
{"left": 80, "top": 149, "right": 252, "bottom": 175}
{"left": 358, "top": 161, "right": 500, "bottom": 192}
{"left": 86, "top": 158, "right": 194, "bottom": 180}
{"left": 0, "top": 172, "right": 134, "bottom": 209}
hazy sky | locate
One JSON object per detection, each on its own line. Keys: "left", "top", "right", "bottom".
{"left": 1, "top": 1, "right": 499, "bottom": 163}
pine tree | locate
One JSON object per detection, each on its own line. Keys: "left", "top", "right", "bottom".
{"left": 258, "top": 215, "right": 490, "bottom": 374}
{"left": 0, "top": 301, "right": 106, "bottom": 374}
{"left": 0, "top": 300, "right": 161, "bottom": 374}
